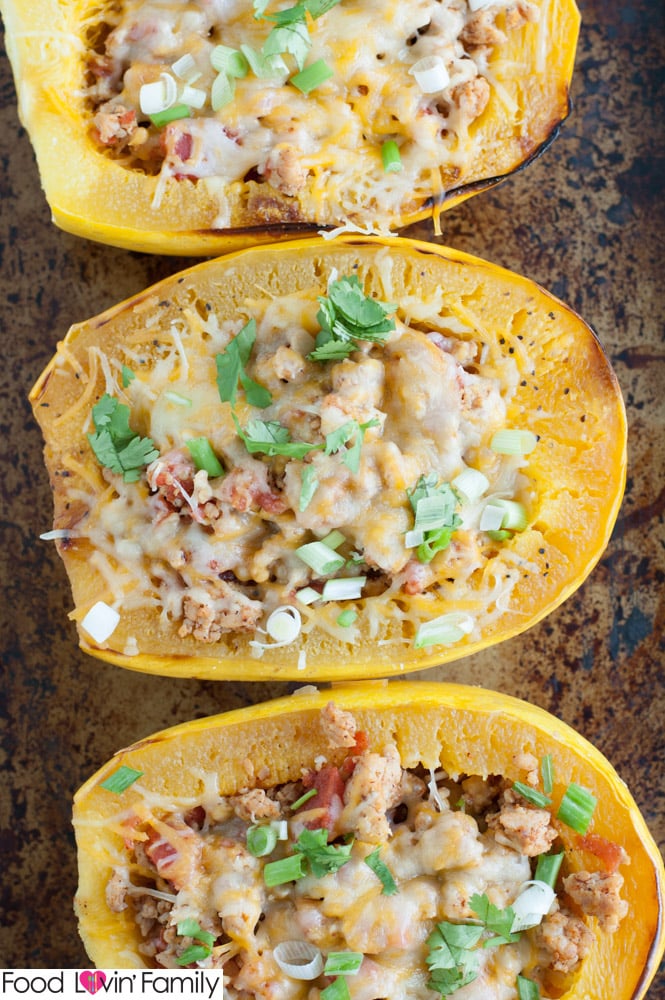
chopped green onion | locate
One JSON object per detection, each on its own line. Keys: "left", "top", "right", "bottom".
{"left": 171, "top": 54, "right": 200, "bottom": 81}
{"left": 409, "top": 55, "right": 450, "bottom": 94}
{"left": 534, "top": 851, "right": 564, "bottom": 888}
{"left": 210, "top": 45, "right": 249, "bottom": 77}
{"left": 516, "top": 975, "right": 541, "bottom": 1000}
{"left": 149, "top": 104, "right": 190, "bottom": 127}
{"left": 321, "top": 529, "right": 346, "bottom": 550}
{"left": 490, "top": 429, "right": 538, "bottom": 455}
{"left": 291, "top": 787, "right": 318, "bottom": 811}
{"left": 241, "top": 43, "right": 289, "bottom": 79}
{"left": 414, "top": 493, "right": 451, "bottom": 531}
{"left": 295, "top": 540, "right": 346, "bottom": 575}
{"left": 321, "top": 978, "right": 351, "bottom": 1000}
{"left": 186, "top": 437, "right": 224, "bottom": 478}
{"left": 321, "top": 577, "right": 366, "bottom": 601}
{"left": 404, "top": 528, "right": 425, "bottom": 548}
{"left": 164, "top": 390, "right": 192, "bottom": 407}
{"left": 541, "top": 754, "right": 554, "bottom": 795}
{"left": 336, "top": 608, "right": 357, "bottom": 627}
{"left": 247, "top": 823, "right": 279, "bottom": 857}
{"left": 494, "top": 498, "right": 528, "bottom": 531}
{"left": 323, "top": 952, "right": 363, "bottom": 976}
{"left": 364, "top": 847, "right": 398, "bottom": 895}
{"left": 263, "top": 853, "right": 307, "bottom": 886}
{"left": 416, "top": 525, "right": 457, "bottom": 563}
{"left": 100, "top": 765, "right": 143, "bottom": 794}
{"left": 509, "top": 881, "right": 555, "bottom": 932}
{"left": 486, "top": 529, "right": 512, "bottom": 542}
{"left": 556, "top": 782, "right": 597, "bottom": 834}
{"left": 211, "top": 73, "right": 236, "bottom": 111}
{"left": 271, "top": 819, "right": 289, "bottom": 840}
{"left": 264, "top": 21, "right": 311, "bottom": 71}
{"left": 265, "top": 606, "right": 301, "bottom": 643}
{"left": 290, "top": 58, "right": 334, "bottom": 93}
{"left": 177, "top": 919, "right": 215, "bottom": 948}
{"left": 296, "top": 586, "right": 320, "bottom": 605}
{"left": 512, "top": 781, "right": 552, "bottom": 808}
{"left": 273, "top": 940, "right": 323, "bottom": 980}
{"left": 414, "top": 612, "right": 473, "bottom": 649}
{"left": 479, "top": 503, "right": 507, "bottom": 532}
{"left": 176, "top": 944, "right": 212, "bottom": 966}
{"left": 121, "top": 365, "right": 135, "bottom": 388}
{"left": 381, "top": 139, "right": 402, "bottom": 173}
{"left": 451, "top": 467, "right": 489, "bottom": 502}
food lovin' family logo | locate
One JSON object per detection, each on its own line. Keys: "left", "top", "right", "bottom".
{"left": 1, "top": 971, "right": 225, "bottom": 999}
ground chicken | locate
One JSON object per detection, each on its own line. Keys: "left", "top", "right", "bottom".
{"left": 563, "top": 870, "right": 629, "bottom": 932}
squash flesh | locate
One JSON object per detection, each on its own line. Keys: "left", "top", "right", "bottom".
{"left": 1, "top": 0, "right": 580, "bottom": 254}
{"left": 29, "top": 235, "right": 626, "bottom": 680}
{"left": 72, "top": 681, "right": 665, "bottom": 995}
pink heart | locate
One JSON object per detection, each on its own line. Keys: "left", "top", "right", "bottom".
{"left": 79, "top": 971, "right": 107, "bottom": 995}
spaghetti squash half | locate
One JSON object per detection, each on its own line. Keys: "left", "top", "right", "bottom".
{"left": 73, "top": 682, "right": 665, "bottom": 996}
{"left": 30, "top": 236, "right": 626, "bottom": 680}
{"left": 2, "top": 0, "right": 580, "bottom": 253}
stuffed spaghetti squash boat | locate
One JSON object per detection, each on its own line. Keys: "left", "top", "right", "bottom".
{"left": 30, "top": 236, "right": 626, "bottom": 680}
{"left": 73, "top": 681, "right": 665, "bottom": 997}
{"left": 2, "top": 0, "right": 579, "bottom": 253}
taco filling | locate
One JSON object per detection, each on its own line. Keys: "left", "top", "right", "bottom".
{"left": 102, "top": 702, "right": 629, "bottom": 996}
{"left": 85, "top": 0, "right": 540, "bottom": 225}
{"left": 53, "top": 264, "right": 534, "bottom": 655}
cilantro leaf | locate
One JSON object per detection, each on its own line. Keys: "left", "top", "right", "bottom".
{"left": 121, "top": 364, "right": 135, "bottom": 387}
{"left": 324, "top": 417, "right": 379, "bottom": 474}
{"left": 308, "top": 337, "right": 358, "bottom": 362}
{"left": 215, "top": 319, "right": 272, "bottom": 408}
{"left": 87, "top": 394, "right": 159, "bottom": 483}
{"left": 364, "top": 847, "right": 398, "bottom": 895}
{"left": 304, "top": 0, "right": 343, "bottom": 16}
{"left": 428, "top": 959, "right": 480, "bottom": 996}
{"left": 299, "top": 464, "right": 319, "bottom": 511}
{"left": 233, "top": 413, "right": 321, "bottom": 458}
{"left": 308, "top": 274, "right": 396, "bottom": 362}
{"left": 470, "top": 893, "right": 520, "bottom": 946}
{"left": 416, "top": 520, "right": 462, "bottom": 563}
{"left": 294, "top": 827, "right": 353, "bottom": 877}
{"left": 426, "top": 922, "right": 483, "bottom": 996}
{"left": 427, "top": 922, "right": 484, "bottom": 969}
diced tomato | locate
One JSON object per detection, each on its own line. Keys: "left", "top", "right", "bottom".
{"left": 302, "top": 765, "right": 346, "bottom": 831}
{"left": 577, "top": 833, "right": 627, "bottom": 873}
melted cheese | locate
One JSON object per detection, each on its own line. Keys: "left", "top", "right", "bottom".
{"left": 66, "top": 267, "right": 531, "bottom": 650}
{"left": 87, "top": 0, "right": 539, "bottom": 227}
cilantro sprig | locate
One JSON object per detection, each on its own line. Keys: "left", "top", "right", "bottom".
{"left": 294, "top": 827, "right": 354, "bottom": 876}
{"left": 87, "top": 394, "right": 159, "bottom": 483}
{"left": 309, "top": 275, "right": 396, "bottom": 362}
{"left": 426, "top": 922, "right": 483, "bottom": 995}
{"left": 263, "top": 827, "right": 353, "bottom": 886}
{"left": 470, "top": 893, "right": 520, "bottom": 947}
{"left": 426, "top": 893, "right": 524, "bottom": 994}
{"left": 233, "top": 414, "right": 318, "bottom": 458}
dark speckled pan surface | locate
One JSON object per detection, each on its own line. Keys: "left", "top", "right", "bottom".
{"left": 0, "top": 0, "right": 663, "bottom": 986}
